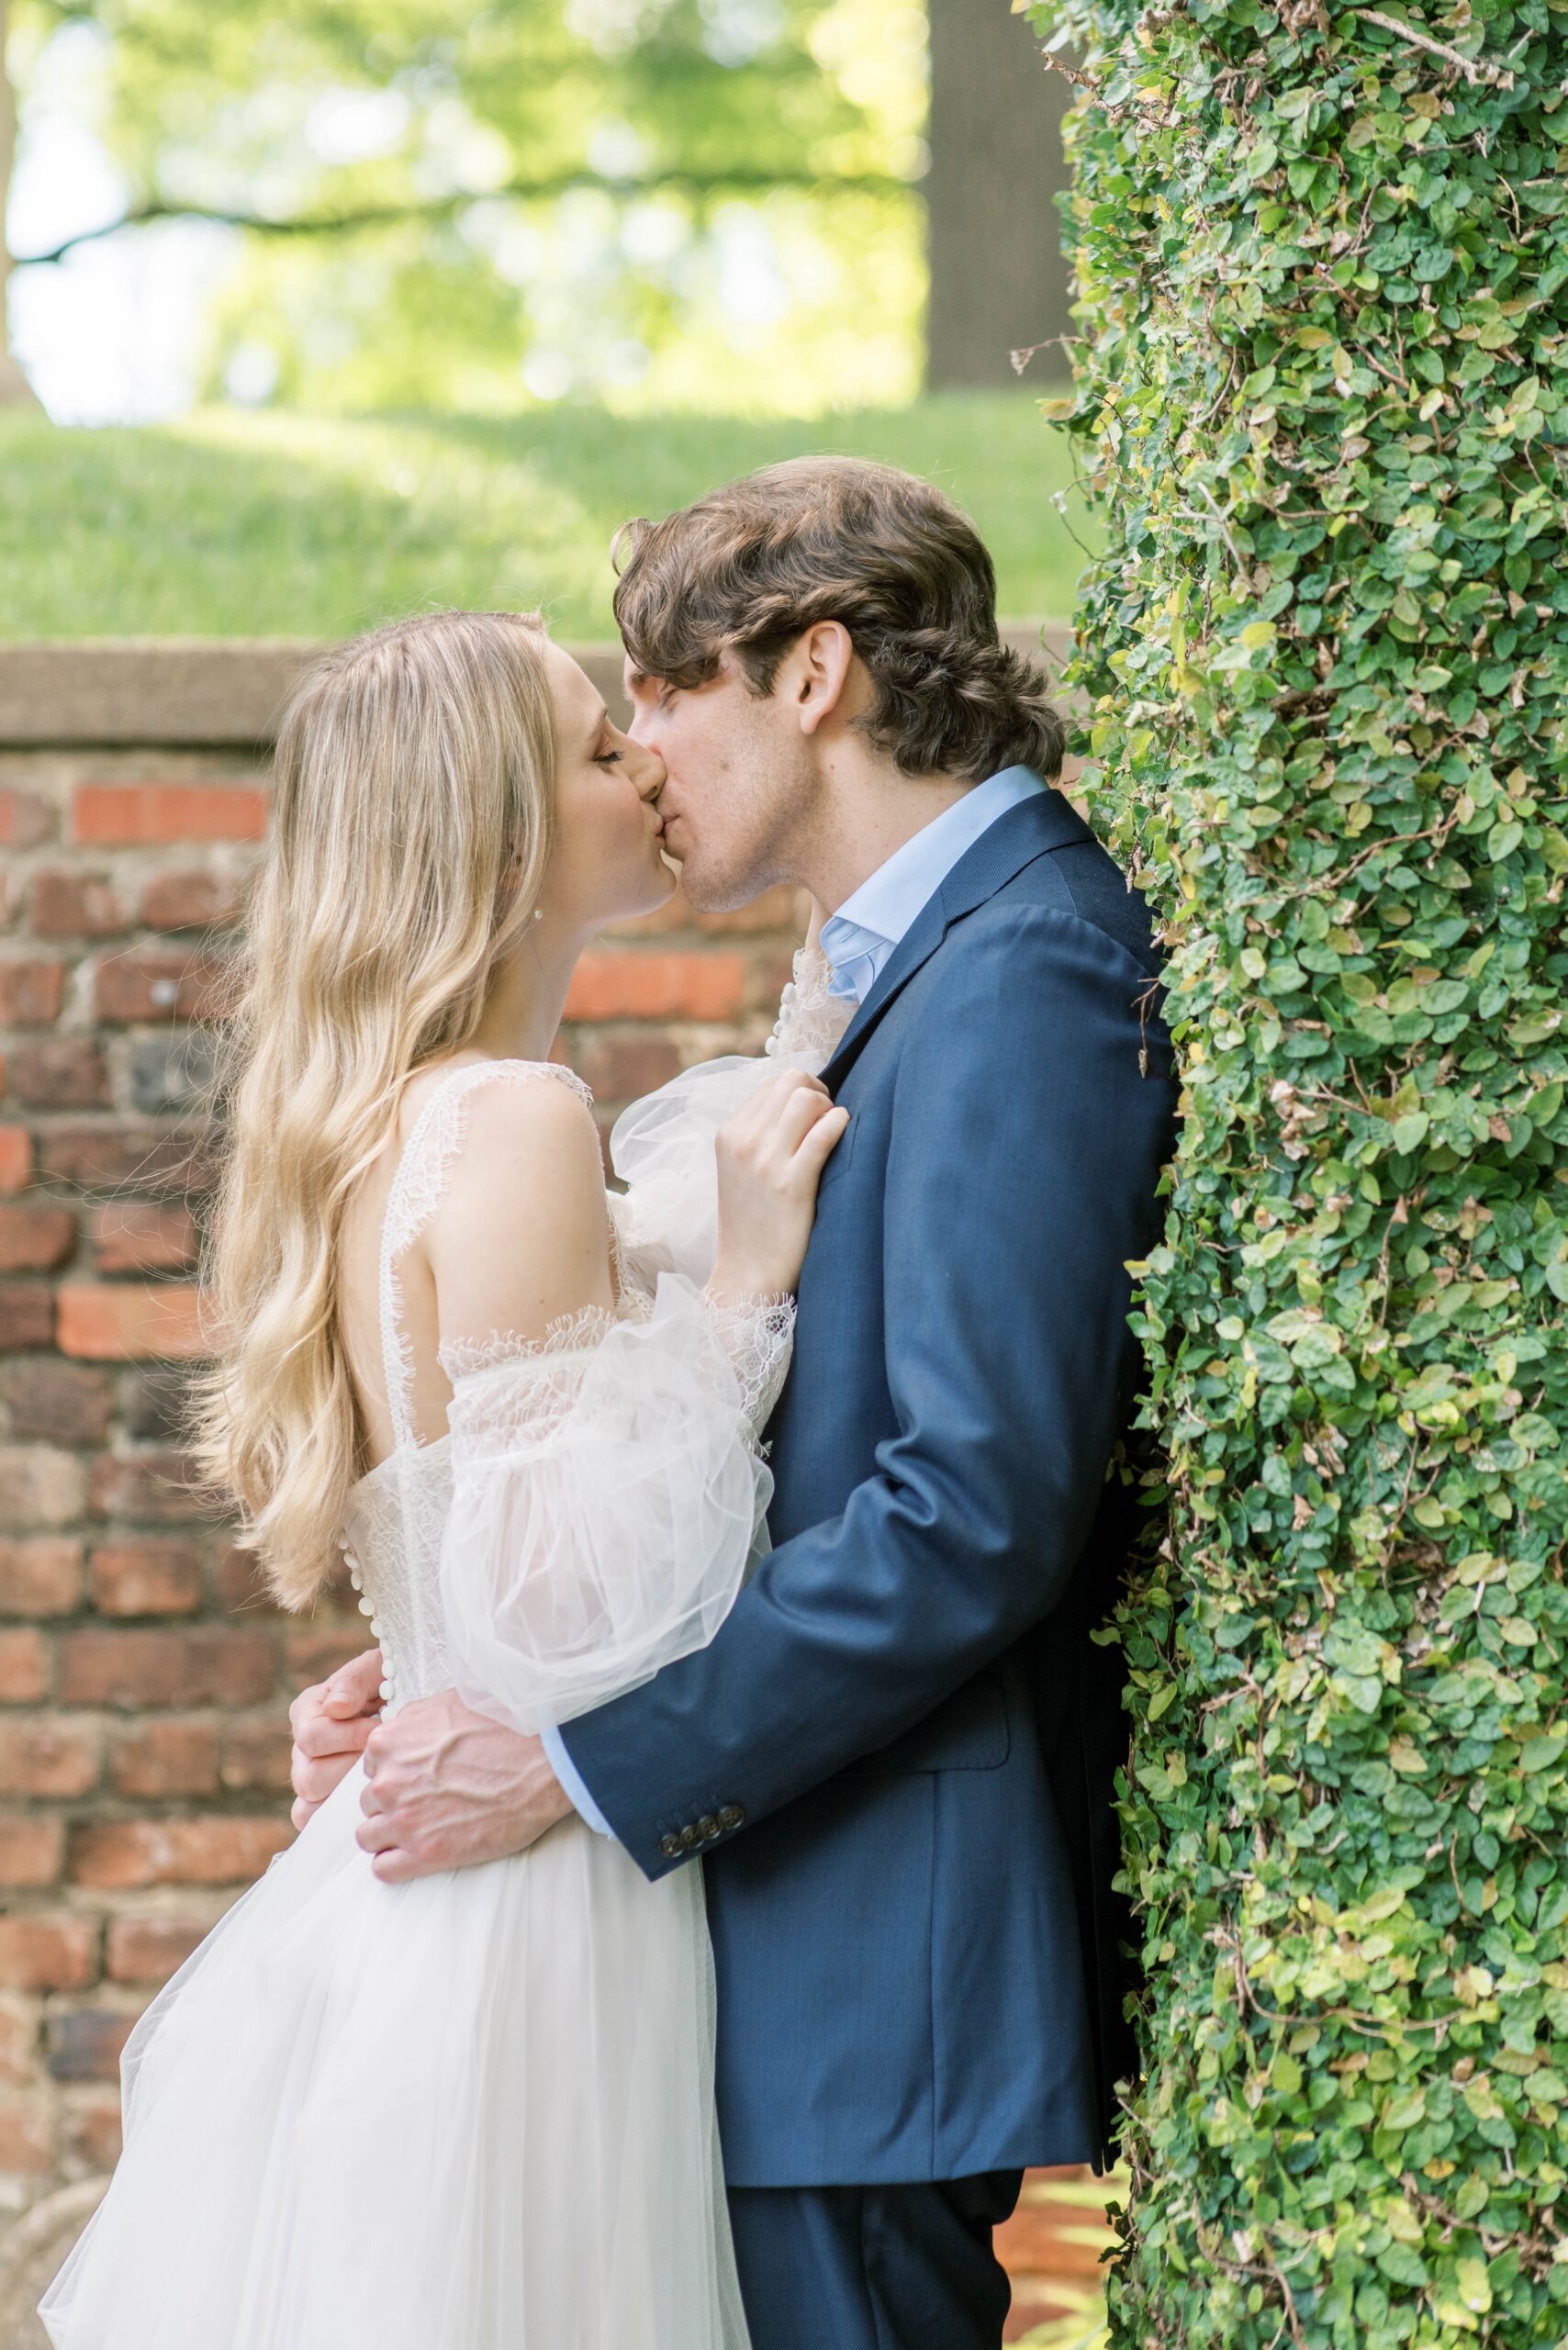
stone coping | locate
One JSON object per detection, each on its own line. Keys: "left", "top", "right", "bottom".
{"left": 0, "top": 627, "right": 1073, "bottom": 748}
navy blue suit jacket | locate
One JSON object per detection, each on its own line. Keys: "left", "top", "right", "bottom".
{"left": 562, "top": 787, "right": 1177, "bottom": 2187}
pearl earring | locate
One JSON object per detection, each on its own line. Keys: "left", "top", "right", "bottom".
{"left": 533, "top": 908, "right": 543, "bottom": 923}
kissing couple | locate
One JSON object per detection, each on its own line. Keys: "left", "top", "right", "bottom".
{"left": 42, "top": 457, "right": 1175, "bottom": 2350}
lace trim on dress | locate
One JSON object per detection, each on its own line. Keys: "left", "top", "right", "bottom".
{"left": 704, "top": 1292, "right": 796, "bottom": 1432}
{"left": 437, "top": 1304, "right": 623, "bottom": 1386}
{"left": 440, "top": 1289, "right": 793, "bottom": 1442}
{"left": 438, "top": 1309, "right": 626, "bottom": 1451}
{"left": 605, "top": 1197, "right": 634, "bottom": 1310}
{"left": 764, "top": 943, "right": 852, "bottom": 1068}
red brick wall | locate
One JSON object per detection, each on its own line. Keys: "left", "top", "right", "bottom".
{"left": 0, "top": 741, "right": 802, "bottom": 2201}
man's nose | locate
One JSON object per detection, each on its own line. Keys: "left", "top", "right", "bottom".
{"left": 631, "top": 737, "right": 666, "bottom": 799}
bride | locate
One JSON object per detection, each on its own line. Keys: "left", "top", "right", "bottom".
{"left": 39, "top": 609, "right": 849, "bottom": 2349}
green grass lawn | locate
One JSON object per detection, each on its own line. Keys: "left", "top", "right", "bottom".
{"left": 0, "top": 396, "right": 1093, "bottom": 640}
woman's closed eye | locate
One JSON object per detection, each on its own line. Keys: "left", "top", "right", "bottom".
{"left": 595, "top": 743, "right": 623, "bottom": 766}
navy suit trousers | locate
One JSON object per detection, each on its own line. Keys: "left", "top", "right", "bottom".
{"left": 728, "top": 2173, "right": 1025, "bottom": 2350}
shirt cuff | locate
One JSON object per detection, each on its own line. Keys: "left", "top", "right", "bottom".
{"left": 540, "top": 1722, "right": 616, "bottom": 1840}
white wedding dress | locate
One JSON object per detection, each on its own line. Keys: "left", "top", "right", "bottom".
{"left": 40, "top": 951, "right": 848, "bottom": 2350}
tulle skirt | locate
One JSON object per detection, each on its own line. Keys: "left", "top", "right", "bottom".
{"left": 39, "top": 1763, "right": 748, "bottom": 2349}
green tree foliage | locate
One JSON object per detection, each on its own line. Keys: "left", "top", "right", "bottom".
{"left": 1030, "top": 0, "right": 1568, "bottom": 2341}
{"left": 11, "top": 0, "right": 926, "bottom": 408}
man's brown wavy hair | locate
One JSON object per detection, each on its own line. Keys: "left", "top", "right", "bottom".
{"left": 611, "top": 457, "right": 1065, "bottom": 785}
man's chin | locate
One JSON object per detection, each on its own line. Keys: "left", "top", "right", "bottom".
{"left": 660, "top": 821, "right": 772, "bottom": 913}
{"left": 672, "top": 855, "right": 756, "bottom": 917}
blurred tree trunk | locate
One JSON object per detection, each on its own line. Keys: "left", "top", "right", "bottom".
{"left": 924, "top": 0, "right": 1070, "bottom": 389}
{"left": 0, "top": 0, "right": 40, "bottom": 408}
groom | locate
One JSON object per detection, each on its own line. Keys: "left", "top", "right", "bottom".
{"left": 292, "top": 458, "right": 1176, "bottom": 2348}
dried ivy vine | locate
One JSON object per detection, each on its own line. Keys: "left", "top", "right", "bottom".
{"left": 1026, "top": 0, "right": 1568, "bottom": 2341}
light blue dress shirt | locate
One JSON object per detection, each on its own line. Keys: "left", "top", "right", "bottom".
{"left": 816, "top": 764, "right": 1047, "bottom": 1003}
{"left": 542, "top": 762, "right": 1048, "bottom": 1837}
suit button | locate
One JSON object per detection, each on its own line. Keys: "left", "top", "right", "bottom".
{"left": 679, "top": 1824, "right": 700, "bottom": 1850}
{"left": 697, "top": 1814, "right": 719, "bottom": 1841}
{"left": 717, "top": 1804, "right": 745, "bottom": 1831}
{"left": 659, "top": 1833, "right": 682, "bottom": 1860}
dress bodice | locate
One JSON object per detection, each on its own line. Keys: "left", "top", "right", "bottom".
{"left": 338, "top": 1058, "right": 592, "bottom": 1715}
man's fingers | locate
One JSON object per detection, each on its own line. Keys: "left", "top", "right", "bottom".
{"left": 295, "top": 1708, "right": 375, "bottom": 1762}
{"left": 321, "top": 1691, "right": 368, "bottom": 1719}
{"left": 289, "top": 1680, "right": 324, "bottom": 1726}
{"left": 354, "top": 1810, "right": 398, "bottom": 1855}
{"left": 323, "top": 1648, "right": 385, "bottom": 1716}
{"left": 293, "top": 1753, "right": 354, "bottom": 1807}
{"left": 290, "top": 1795, "right": 319, "bottom": 1833}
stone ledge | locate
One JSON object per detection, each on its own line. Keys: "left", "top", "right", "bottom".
{"left": 0, "top": 627, "right": 1072, "bottom": 748}
{"left": 0, "top": 640, "right": 628, "bottom": 749}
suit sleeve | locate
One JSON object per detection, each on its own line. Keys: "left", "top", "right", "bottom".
{"left": 556, "top": 905, "right": 1174, "bottom": 1880}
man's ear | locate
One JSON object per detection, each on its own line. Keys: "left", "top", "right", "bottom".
{"left": 784, "top": 621, "right": 857, "bottom": 736}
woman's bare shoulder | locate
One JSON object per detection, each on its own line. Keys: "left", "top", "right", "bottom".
{"left": 433, "top": 1061, "right": 599, "bottom": 1171}
{"left": 421, "top": 1064, "right": 612, "bottom": 1337}
{"left": 395, "top": 1050, "right": 588, "bottom": 1138}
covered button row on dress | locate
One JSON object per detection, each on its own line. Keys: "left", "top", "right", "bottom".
{"left": 337, "top": 1533, "right": 397, "bottom": 1707}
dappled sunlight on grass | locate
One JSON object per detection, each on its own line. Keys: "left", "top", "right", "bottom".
{"left": 1, "top": 397, "right": 1096, "bottom": 639}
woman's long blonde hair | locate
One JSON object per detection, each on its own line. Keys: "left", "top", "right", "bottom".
{"left": 193, "top": 610, "right": 556, "bottom": 1609}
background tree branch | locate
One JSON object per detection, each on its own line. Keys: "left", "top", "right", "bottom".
{"left": 0, "top": 0, "right": 42, "bottom": 402}
{"left": 14, "top": 167, "right": 913, "bottom": 268}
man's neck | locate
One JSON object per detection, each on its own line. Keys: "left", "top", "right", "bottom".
{"left": 799, "top": 766, "right": 975, "bottom": 915}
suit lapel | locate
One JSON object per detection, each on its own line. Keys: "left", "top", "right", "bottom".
{"left": 821, "top": 787, "right": 1094, "bottom": 1094}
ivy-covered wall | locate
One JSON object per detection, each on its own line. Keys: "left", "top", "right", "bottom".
{"left": 1030, "top": 0, "right": 1568, "bottom": 2342}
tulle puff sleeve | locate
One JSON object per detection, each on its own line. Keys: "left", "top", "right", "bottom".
{"left": 609, "top": 943, "right": 850, "bottom": 1292}
{"left": 435, "top": 953, "right": 844, "bottom": 1738}
{"left": 437, "top": 1276, "right": 790, "bottom": 1736}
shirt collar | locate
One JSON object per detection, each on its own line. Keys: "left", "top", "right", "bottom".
{"left": 819, "top": 766, "right": 1047, "bottom": 1002}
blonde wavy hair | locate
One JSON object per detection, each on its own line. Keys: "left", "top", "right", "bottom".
{"left": 193, "top": 610, "right": 556, "bottom": 1609}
